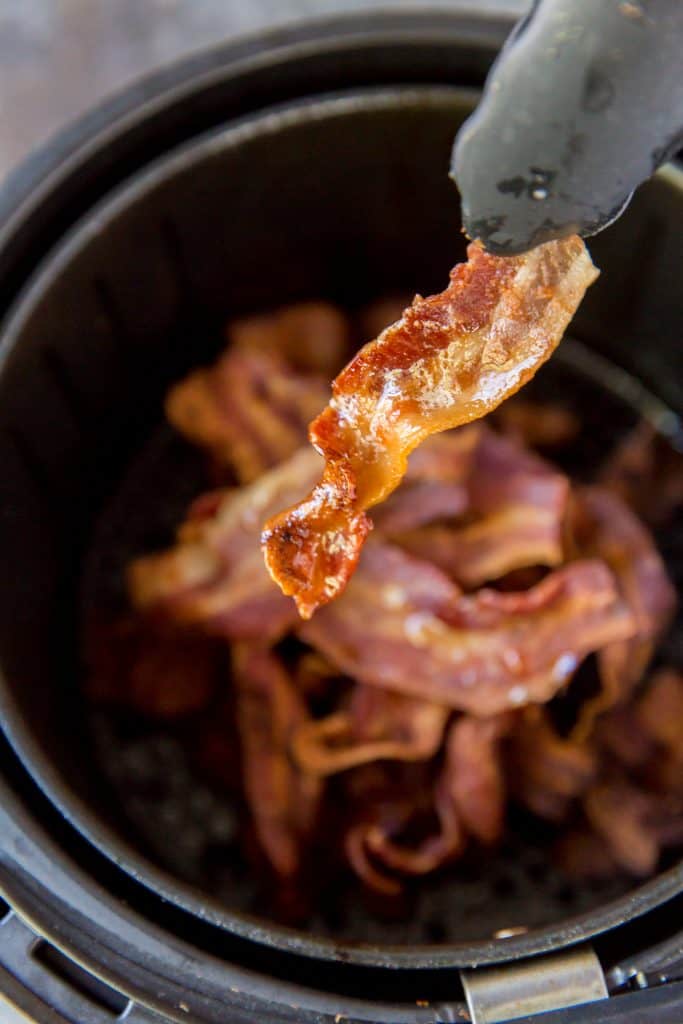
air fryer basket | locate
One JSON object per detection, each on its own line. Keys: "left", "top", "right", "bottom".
{"left": 0, "top": 15, "right": 681, "bottom": 1020}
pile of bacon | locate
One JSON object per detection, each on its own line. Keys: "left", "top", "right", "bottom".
{"left": 86, "top": 263, "right": 683, "bottom": 910}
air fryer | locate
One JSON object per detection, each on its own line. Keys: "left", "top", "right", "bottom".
{"left": 0, "top": 11, "right": 681, "bottom": 1024}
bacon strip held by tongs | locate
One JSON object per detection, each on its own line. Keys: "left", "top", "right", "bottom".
{"left": 262, "top": 237, "right": 599, "bottom": 617}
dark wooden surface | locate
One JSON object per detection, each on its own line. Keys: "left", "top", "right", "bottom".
{"left": 0, "top": 0, "right": 526, "bottom": 182}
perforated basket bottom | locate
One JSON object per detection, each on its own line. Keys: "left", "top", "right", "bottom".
{"left": 80, "top": 338, "right": 683, "bottom": 945}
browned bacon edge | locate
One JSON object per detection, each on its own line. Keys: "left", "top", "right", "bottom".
{"left": 262, "top": 237, "right": 598, "bottom": 618}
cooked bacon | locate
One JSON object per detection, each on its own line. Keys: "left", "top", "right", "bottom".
{"left": 89, "top": 270, "right": 683, "bottom": 910}
{"left": 233, "top": 643, "right": 322, "bottom": 879}
{"left": 598, "top": 669, "right": 683, "bottom": 797}
{"left": 292, "top": 685, "right": 449, "bottom": 776}
{"left": 595, "top": 705, "right": 657, "bottom": 770}
{"left": 507, "top": 708, "right": 597, "bottom": 821}
{"left": 645, "top": 797, "right": 683, "bottom": 849}
{"left": 568, "top": 486, "right": 676, "bottom": 738}
{"left": 166, "top": 348, "right": 327, "bottom": 482}
{"left": 344, "top": 825, "right": 405, "bottom": 895}
{"left": 637, "top": 668, "right": 683, "bottom": 752}
{"left": 572, "top": 487, "right": 676, "bottom": 640}
{"left": 646, "top": 753, "right": 683, "bottom": 801}
{"left": 357, "top": 296, "right": 414, "bottom": 343}
{"left": 372, "top": 480, "right": 468, "bottom": 535}
{"left": 358, "top": 425, "right": 481, "bottom": 536}
{"left": 554, "top": 828, "right": 618, "bottom": 880}
{"left": 230, "top": 301, "right": 349, "bottom": 377}
{"left": 395, "top": 428, "right": 569, "bottom": 587}
{"left": 372, "top": 428, "right": 479, "bottom": 533}
{"left": 128, "top": 448, "right": 321, "bottom": 641}
{"left": 447, "top": 713, "right": 512, "bottom": 844}
{"left": 627, "top": 670, "right": 683, "bottom": 827}
{"left": 567, "top": 781, "right": 681, "bottom": 882}
{"left": 299, "top": 542, "right": 635, "bottom": 716}
{"left": 583, "top": 781, "right": 661, "bottom": 877}
{"left": 598, "top": 420, "right": 683, "bottom": 527}
{"left": 343, "top": 761, "right": 439, "bottom": 893}
{"left": 493, "top": 399, "right": 580, "bottom": 449}
{"left": 351, "top": 760, "right": 465, "bottom": 885}
{"left": 292, "top": 650, "right": 343, "bottom": 701}
{"left": 405, "top": 426, "right": 481, "bottom": 483}
{"left": 578, "top": 673, "right": 683, "bottom": 877}
{"left": 360, "top": 781, "right": 465, "bottom": 881}
{"left": 354, "top": 713, "right": 512, "bottom": 881}
{"left": 399, "top": 521, "right": 565, "bottom": 591}
{"left": 84, "top": 616, "right": 220, "bottom": 717}
{"left": 262, "top": 237, "right": 598, "bottom": 617}
{"left": 186, "top": 487, "right": 232, "bottom": 523}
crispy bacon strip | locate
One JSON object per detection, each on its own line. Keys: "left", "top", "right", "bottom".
{"left": 166, "top": 348, "right": 327, "bottom": 482}
{"left": 233, "top": 644, "right": 322, "bottom": 879}
{"left": 230, "top": 301, "right": 349, "bottom": 377}
{"left": 405, "top": 425, "right": 481, "bottom": 483}
{"left": 582, "top": 669, "right": 683, "bottom": 875}
{"left": 595, "top": 705, "right": 657, "bottom": 770}
{"left": 583, "top": 781, "right": 662, "bottom": 877}
{"left": 292, "top": 685, "right": 450, "bottom": 776}
{"left": 371, "top": 480, "right": 468, "bottom": 535}
{"left": 569, "top": 486, "right": 676, "bottom": 738}
{"left": 598, "top": 668, "right": 683, "bottom": 797}
{"left": 299, "top": 542, "right": 635, "bottom": 716}
{"left": 598, "top": 420, "right": 683, "bottom": 527}
{"left": 572, "top": 487, "right": 676, "bottom": 640}
{"left": 292, "top": 650, "right": 342, "bottom": 701}
{"left": 344, "top": 826, "right": 405, "bottom": 895}
{"left": 358, "top": 296, "right": 414, "bottom": 343}
{"left": 356, "top": 713, "right": 512, "bottom": 881}
{"left": 343, "top": 761, "right": 438, "bottom": 894}
{"left": 395, "top": 428, "right": 569, "bottom": 587}
{"left": 637, "top": 668, "right": 683, "bottom": 752}
{"left": 128, "top": 447, "right": 321, "bottom": 641}
{"left": 370, "top": 427, "right": 480, "bottom": 534}
{"left": 507, "top": 708, "right": 597, "bottom": 821}
{"left": 262, "top": 237, "right": 598, "bottom": 617}
{"left": 360, "top": 776, "right": 465, "bottom": 881}
{"left": 446, "top": 713, "right": 513, "bottom": 844}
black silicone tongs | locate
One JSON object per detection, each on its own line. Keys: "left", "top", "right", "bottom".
{"left": 452, "top": 0, "right": 683, "bottom": 255}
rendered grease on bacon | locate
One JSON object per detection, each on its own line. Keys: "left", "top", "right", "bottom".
{"left": 262, "top": 237, "right": 599, "bottom": 617}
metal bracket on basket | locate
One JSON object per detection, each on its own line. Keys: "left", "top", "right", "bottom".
{"left": 460, "top": 945, "right": 608, "bottom": 1024}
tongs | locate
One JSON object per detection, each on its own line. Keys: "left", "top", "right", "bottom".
{"left": 452, "top": 0, "right": 683, "bottom": 255}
